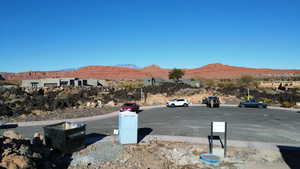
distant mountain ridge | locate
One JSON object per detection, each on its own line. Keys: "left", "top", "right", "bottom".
{"left": 115, "top": 64, "right": 140, "bottom": 69}
{"left": 1, "top": 63, "right": 300, "bottom": 80}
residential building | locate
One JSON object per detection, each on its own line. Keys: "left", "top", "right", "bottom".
{"left": 144, "top": 77, "right": 200, "bottom": 87}
{"left": 21, "top": 78, "right": 107, "bottom": 88}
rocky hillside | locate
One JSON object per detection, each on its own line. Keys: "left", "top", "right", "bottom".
{"left": 1, "top": 63, "right": 300, "bottom": 80}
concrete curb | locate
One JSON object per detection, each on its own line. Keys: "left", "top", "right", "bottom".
{"left": 103, "top": 135, "right": 300, "bottom": 149}
{"left": 12, "top": 104, "right": 300, "bottom": 127}
{"left": 17, "top": 111, "right": 120, "bottom": 127}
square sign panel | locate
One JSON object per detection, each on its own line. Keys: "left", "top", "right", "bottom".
{"left": 212, "top": 122, "right": 226, "bottom": 133}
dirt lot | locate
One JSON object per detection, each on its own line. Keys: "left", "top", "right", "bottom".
{"left": 69, "top": 138, "right": 298, "bottom": 169}
{"left": 1, "top": 130, "right": 299, "bottom": 169}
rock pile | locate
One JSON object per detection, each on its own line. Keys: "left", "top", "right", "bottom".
{"left": 0, "top": 131, "right": 67, "bottom": 169}
{"left": 0, "top": 87, "right": 115, "bottom": 118}
{"left": 0, "top": 83, "right": 194, "bottom": 119}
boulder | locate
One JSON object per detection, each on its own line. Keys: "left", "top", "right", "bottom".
{"left": 3, "top": 130, "right": 23, "bottom": 140}
{"left": 97, "top": 100, "right": 103, "bottom": 108}
{"left": 105, "top": 100, "right": 116, "bottom": 107}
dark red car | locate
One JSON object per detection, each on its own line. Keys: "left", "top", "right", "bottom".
{"left": 120, "top": 103, "right": 140, "bottom": 112}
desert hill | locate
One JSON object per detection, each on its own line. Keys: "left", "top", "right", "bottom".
{"left": 1, "top": 63, "right": 300, "bottom": 80}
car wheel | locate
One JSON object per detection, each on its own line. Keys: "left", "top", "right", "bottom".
{"left": 183, "top": 103, "right": 188, "bottom": 107}
{"left": 171, "top": 104, "right": 175, "bottom": 108}
{"left": 240, "top": 104, "right": 245, "bottom": 108}
{"left": 258, "top": 105, "right": 263, "bottom": 108}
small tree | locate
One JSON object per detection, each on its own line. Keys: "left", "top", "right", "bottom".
{"left": 168, "top": 68, "right": 185, "bottom": 81}
{"left": 238, "top": 75, "right": 258, "bottom": 88}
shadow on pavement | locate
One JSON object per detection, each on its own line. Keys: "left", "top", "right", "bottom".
{"left": 0, "top": 123, "right": 18, "bottom": 129}
{"left": 85, "top": 133, "right": 108, "bottom": 146}
{"left": 138, "top": 127, "right": 153, "bottom": 143}
{"left": 278, "top": 145, "right": 300, "bottom": 169}
{"left": 136, "top": 109, "right": 144, "bottom": 114}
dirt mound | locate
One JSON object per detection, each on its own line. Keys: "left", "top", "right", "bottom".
{"left": 0, "top": 131, "right": 54, "bottom": 169}
{"left": 2, "top": 63, "right": 300, "bottom": 80}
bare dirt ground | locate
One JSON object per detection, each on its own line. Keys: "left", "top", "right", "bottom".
{"left": 1, "top": 131, "right": 299, "bottom": 169}
{"left": 2, "top": 106, "right": 118, "bottom": 123}
{"left": 69, "top": 138, "right": 298, "bottom": 169}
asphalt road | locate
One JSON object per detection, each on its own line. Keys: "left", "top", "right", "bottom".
{"left": 1, "top": 106, "right": 300, "bottom": 145}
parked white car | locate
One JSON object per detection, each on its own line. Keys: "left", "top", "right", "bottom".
{"left": 166, "top": 98, "right": 190, "bottom": 107}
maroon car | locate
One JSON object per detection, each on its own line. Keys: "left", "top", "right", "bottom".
{"left": 120, "top": 103, "right": 140, "bottom": 112}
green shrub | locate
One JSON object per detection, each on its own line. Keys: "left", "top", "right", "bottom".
{"left": 259, "top": 98, "right": 273, "bottom": 104}
{"left": 168, "top": 68, "right": 185, "bottom": 81}
{"left": 241, "top": 95, "right": 253, "bottom": 101}
{"left": 119, "top": 81, "right": 143, "bottom": 89}
{"left": 201, "top": 79, "right": 216, "bottom": 87}
{"left": 237, "top": 75, "right": 259, "bottom": 88}
{"left": 217, "top": 81, "right": 236, "bottom": 88}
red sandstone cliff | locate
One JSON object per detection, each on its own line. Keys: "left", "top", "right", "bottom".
{"left": 1, "top": 63, "right": 300, "bottom": 80}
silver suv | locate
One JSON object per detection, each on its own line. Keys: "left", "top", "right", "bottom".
{"left": 166, "top": 98, "right": 190, "bottom": 107}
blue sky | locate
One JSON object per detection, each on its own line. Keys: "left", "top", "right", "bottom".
{"left": 0, "top": 0, "right": 300, "bottom": 72}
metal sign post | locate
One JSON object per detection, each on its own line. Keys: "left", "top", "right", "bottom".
{"left": 209, "top": 121, "right": 228, "bottom": 157}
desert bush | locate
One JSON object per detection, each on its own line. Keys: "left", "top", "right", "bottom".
{"left": 0, "top": 104, "right": 13, "bottom": 116}
{"left": 237, "top": 75, "right": 259, "bottom": 88}
{"left": 217, "top": 81, "right": 235, "bottom": 88}
{"left": 175, "top": 88, "right": 200, "bottom": 96}
{"left": 119, "top": 80, "right": 143, "bottom": 89}
{"left": 280, "top": 101, "right": 296, "bottom": 108}
{"left": 0, "top": 80, "right": 21, "bottom": 86}
{"left": 259, "top": 97, "right": 273, "bottom": 104}
{"left": 241, "top": 95, "right": 253, "bottom": 101}
{"left": 143, "top": 82, "right": 191, "bottom": 96}
{"left": 201, "top": 79, "right": 217, "bottom": 88}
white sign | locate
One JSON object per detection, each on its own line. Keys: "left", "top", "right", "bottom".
{"left": 113, "top": 129, "right": 119, "bottom": 135}
{"left": 212, "top": 122, "right": 226, "bottom": 133}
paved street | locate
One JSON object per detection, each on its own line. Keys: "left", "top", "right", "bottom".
{"left": 2, "top": 106, "right": 300, "bottom": 145}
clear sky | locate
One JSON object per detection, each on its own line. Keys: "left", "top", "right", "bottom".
{"left": 0, "top": 0, "right": 300, "bottom": 72}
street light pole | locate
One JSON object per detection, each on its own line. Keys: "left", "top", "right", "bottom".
{"left": 247, "top": 88, "right": 250, "bottom": 100}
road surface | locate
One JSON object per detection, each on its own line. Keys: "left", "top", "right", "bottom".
{"left": 1, "top": 106, "right": 300, "bottom": 145}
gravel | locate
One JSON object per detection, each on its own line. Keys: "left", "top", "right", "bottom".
{"left": 70, "top": 137, "right": 123, "bottom": 168}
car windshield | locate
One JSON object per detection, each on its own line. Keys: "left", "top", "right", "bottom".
{"left": 171, "top": 99, "right": 177, "bottom": 101}
{"left": 124, "top": 103, "right": 134, "bottom": 106}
